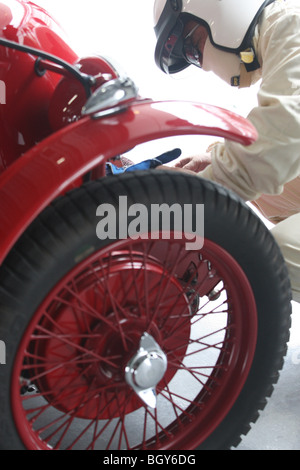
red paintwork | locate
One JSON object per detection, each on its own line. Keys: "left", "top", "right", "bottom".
{"left": 0, "top": 0, "right": 258, "bottom": 265}
{"left": 48, "top": 56, "right": 118, "bottom": 131}
{"left": 0, "top": 0, "right": 79, "bottom": 169}
{"left": 0, "top": 100, "right": 257, "bottom": 264}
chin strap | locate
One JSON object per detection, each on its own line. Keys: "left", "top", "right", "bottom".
{"left": 240, "top": 47, "right": 261, "bottom": 72}
{"left": 231, "top": 47, "right": 261, "bottom": 87}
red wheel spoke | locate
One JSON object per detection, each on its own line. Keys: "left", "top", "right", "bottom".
{"left": 28, "top": 324, "right": 119, "bottom": 369}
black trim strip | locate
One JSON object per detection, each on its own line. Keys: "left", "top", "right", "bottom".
{"left": 0, "top": 37, "right": 94, "bottom": 97}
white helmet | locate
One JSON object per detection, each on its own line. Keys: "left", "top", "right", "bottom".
{"left": 154, "top": 0, "right": 275, "bottom": 84}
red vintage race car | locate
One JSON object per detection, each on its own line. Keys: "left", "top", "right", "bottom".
{"left": 0, "top": 0, "right": 291, "bottom": 451}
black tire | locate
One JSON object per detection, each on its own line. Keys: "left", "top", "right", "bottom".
{"left": 0, "top": 171, "right": 291, "bottom": 450}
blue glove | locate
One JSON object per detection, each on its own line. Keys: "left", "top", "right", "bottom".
{"left": 106, "top": 148, "right": 182, "bottom": 175}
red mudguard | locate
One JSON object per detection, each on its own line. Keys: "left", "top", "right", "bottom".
{"left": 0, "top": 100, "right": 257, "bottom": 264}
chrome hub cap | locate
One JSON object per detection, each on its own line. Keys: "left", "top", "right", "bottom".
{"left": 125, "top": 333, "right": 167, "bottom": 408}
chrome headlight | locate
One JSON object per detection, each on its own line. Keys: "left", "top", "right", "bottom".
{"left": 82, "top": 76, "right": 139, "bottom": 118}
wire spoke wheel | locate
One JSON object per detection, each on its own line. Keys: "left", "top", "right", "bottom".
{"left": 12, "top": 236, "right": 257, "bottom": 450}
{"left": 0, "top": 172, "right": 291, "bottom": 450}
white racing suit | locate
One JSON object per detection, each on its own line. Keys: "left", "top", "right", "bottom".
{"left": 199, "top": 0, "right": 300, "bottom": 302}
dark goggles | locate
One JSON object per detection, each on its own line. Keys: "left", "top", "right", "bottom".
{"left": 183, "top": 23, "right": 203, "bottom": 68}
{"left": 160, "top": 20, "right": 202, "bottom": 74}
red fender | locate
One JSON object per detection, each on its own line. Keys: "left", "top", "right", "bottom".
{"left": 0, "top": 100, "right": 257, "bottom": 264}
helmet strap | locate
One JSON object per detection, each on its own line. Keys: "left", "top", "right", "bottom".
{"left": 240, "top": 47, "right": 261, "bottom": 72}
{"left": 239, "top": 63, "right": 262, "bottom": 89}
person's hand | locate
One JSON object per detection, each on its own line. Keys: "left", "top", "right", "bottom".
{"left": 174, "top": 153, "right": 211, "bottom": 172}
{"left": 156, "top": 165, "right": 196, "bottom": 175}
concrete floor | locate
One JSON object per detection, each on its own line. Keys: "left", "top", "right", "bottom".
{"left": 236, "top": 300, "right": 300, "bottom": 450}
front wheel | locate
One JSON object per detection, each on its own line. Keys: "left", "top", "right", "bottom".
{"left": 0, "top": 171, "right": 291, "bottom": 450}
